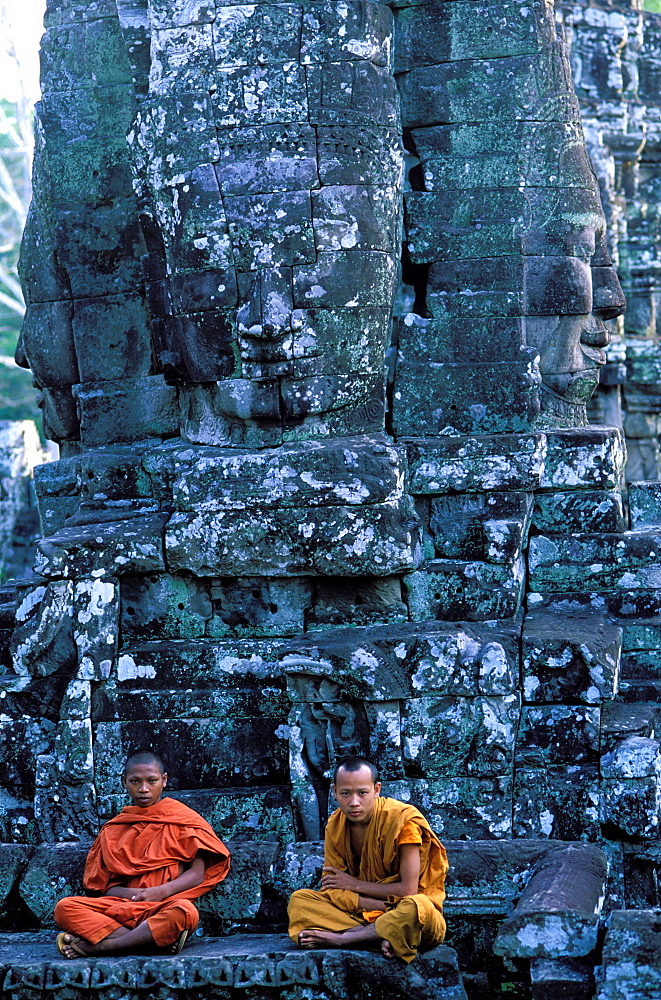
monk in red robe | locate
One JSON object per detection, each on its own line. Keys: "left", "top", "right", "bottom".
{"left": 288, "top": 756, "right": 448, "bottom": 963}
{"left": 55, "top": 749, "right": 230, "bottom": 958}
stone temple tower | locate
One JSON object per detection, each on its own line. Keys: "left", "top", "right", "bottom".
{"left": 4, "top": 0, "right": 661, "bottom": 997}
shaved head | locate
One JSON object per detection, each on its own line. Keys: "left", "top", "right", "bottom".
{"left": 333, "top": 755, "right": 379, "bottom": 785}
{"left": 123, "top": 749, "right": 166, "bottom": 776}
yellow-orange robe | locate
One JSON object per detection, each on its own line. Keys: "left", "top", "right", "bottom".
{"left": 54, "top": 797, "right": 230, "bottom": 948}
{"left": 288, "top": 796, "right": 448, "bottom": 963}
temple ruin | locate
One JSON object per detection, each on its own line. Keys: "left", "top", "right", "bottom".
{"left": 2, "top": 0, "right": 661, "bottom": 996}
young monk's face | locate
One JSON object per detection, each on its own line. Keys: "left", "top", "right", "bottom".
{"left": 332, "top": 765, "right": 382, "bottom": 825}
{"left": 123, "top": 763, "right": 168, "bottom": 808}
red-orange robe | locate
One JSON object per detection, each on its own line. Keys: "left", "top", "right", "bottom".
{"left": 54, "top": 797, "right": 230, "bottom": 948}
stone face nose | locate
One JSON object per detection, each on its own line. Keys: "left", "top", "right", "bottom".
{"left": 591, "top": 264, "right": 627, "bottom": 320}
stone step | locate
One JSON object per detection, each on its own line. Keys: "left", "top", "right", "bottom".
{"left": 0, "top": 931, "right": 468, "bottom": 1000}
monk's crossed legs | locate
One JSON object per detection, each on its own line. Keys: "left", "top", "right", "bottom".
{"left": 54, "top": 896, "right": 199, "bottom": 957}
{"left": 288, "top": 889, "right": 445, "bottom": 962}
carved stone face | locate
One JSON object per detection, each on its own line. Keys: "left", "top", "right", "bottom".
{"left": 525, "top": 193, "right": 625, "bottom": 427}
{"left": 130, "top": 6, "right": 403, "bottom": 447}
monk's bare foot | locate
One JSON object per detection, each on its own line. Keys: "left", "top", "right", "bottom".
{"left": 298, "top": 929, "right": 347, "bottom": 949}
{"left": 57, "top": 932, "right": 96, "bottom": 959}
{"left": 380, "top": 938, "right": 396, "bottom": 959}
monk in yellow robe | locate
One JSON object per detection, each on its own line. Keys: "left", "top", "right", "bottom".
{"left": 55, "top": 749, "right": 230, "bottom": 958}
{"left": 288, "top": 755, "right": 448, "bottom": 963}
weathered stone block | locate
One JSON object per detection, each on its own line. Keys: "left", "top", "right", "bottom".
{"left": 530, "top": 957, "right": 594, "bottom": 1000}
{"left": 289, "top": 307, "right": 391, "bottom": 377}
{"left": 54, "top": 202, "right": 144, "bottom": 299}
{"left": 200, "top": 840, "right": 279, "bottom": 925}
{"left": 522, "top": 609, "right": 621, "bottom": 704}
{"left": 301, "top": 1, "right": 392, "bottom": 68}
{"left": 317, "top": 126, "right": 402, "bottom": 187}
{"left": 540, "top": 427, "right": 626, "bottom": 491}
{"left": 402, "top": 694, "right": 520, "bottom": 778}
{"left": 395, "top": 2, "right": 551, "bottom": 74}
{"left": 405, "top": 188, "right": 602, "bottom": 264}
{"left": 215, "top": 125, "right": 319, "bottom": 196}
{"left": 531, "top": 489, "right": 625, "bottom": 534}
{"left": 40, "top": 18, "right": 133, "bottom": 91}
{"left": 165, "top": 501, "right": 421, "bottom": 577}
{"left": 601, "top": 738, "right": 661, "bottom": 838}
{"left": 392, "top": 354, "right": 541, "bottom": 437}
{"left": 405, "top": 557, "right": 525, "bottom": 622}
{"left": 18, "top": 301, "right": 78, "bottom": 388}
{"left": 307, "top": 576, "right": 407, "bottom": 629}
{"left": 387, "top": 777, "right": 512, "bottom": 840}
{"left": 411, "top": 121, "right": 591, "bottom": 192}
{"left": 213, "top": 63, "right": 308, "bottom": 127}
{"left": 94, "top": 717, "right": 288, "bottom": 794}
{"left": 120, "top": 573, "right": 211, "bottom": 642}
{"left": 10, "top": 580, "right": 76, "bottom": 681}
{"left": 516, "top": 706, "right": 600, "bottom": 766}
{"left": 399, "top": 48, "right": 578, "bottom": 130}
{"left": 406, "top": 434, "right": 547, "bottom": 494}
{"left": 286, "top": 619, "right": 518, "bottom": 699}
{"left": 429, "top": 492, "right": 533, "bottom": 563}
{"left": 629, "top": 481, "right": 661, "bottom": 530}
{"left": 93, "top": 637, "right": 288, "bottom": 722}
{"left": 149, "top": 23, "right": 216, "bottom": 95}
{"left": 77, "top": 450, "right": 152, "bottom": 502}
{"left": 34, "top": 719, "right": 98, "bottom": 842}
{"left": 225, "top": 191, "right": 315, "bottom": 270}
{"left": 293, "top": 251, "right": 396, "bottom": 309}
{"left": 598, "top": 910, "right": 661, "bottom": 1000}
{"left": 275, "top": 840, "right": 325, "bottom": 897}
{"left": 529, "top": 531, "right": 661, "bottom": 592}
{"left": 148, "top": 435, "right": 404, "bottom": 511}
{"left": 70, "top": 293, "right": 153, "bottom": 382}
{"left": 398, "top": 311, "right": 525, "bottom": 364}
{"left": 602, "top": 703, "right": 660, "bottom": 755}
{"left": 494, "top": 844, "right": 607, "bottom": 959}
{"left": 312, "top": 184, "right": 398, "bottom": 253}
{"left": 73, "top": 376, "right": 179, "bottom": 446}
{"left": 19, "top": 843, "right": 88, "bottom": 926}
{"left": 35, "top": 513, "right": 168, "bottom": 578}
{"left": 73, "top": 576, "right": 119, "bottom": 680}
{"left": 307, "top": 61, "right": 399, "bottom": 128}
{"left": 208, "top": 577, "right": 313, "bottom": 638}
{"left": 513, "top": 766, "right": 600, "bottom": 840}
{"left": 213, "top": 4, "right": 301, "bottom": 69}
{"left": 131, "top": 94, "right": 221, "bottom": 180}
{"left": 0, "top": 845, "right": 31, "bottom": 915}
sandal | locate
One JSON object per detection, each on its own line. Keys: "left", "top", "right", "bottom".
{"left": 172, "top": 929, "right": 190, "bottom": 954}
{"left": 56, "top": 932, "right": 87, "bottom": 959}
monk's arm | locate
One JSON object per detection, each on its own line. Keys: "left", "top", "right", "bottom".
{"left": 321, "top": 844, "right": 421, "bottom": 899}
{"left": 128, "top": 853, "right": 206, "bottom": 902}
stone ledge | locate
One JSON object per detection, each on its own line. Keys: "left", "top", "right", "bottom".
{"left": 0, "top": 932, "right": 467, "bottom": 1000}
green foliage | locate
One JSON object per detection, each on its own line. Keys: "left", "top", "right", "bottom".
{"left": 644, "top": 0, "right": 661, "bottom": 11}
{"left": 0, "top": 97, "right": 41, "bottom": 429}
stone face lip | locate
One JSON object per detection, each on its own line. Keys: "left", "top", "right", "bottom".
{"left": 493, "top": 843, "right": 607, "bottom": 959}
